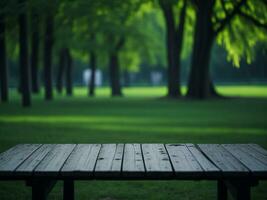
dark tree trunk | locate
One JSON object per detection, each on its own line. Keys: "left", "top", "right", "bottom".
{"left": 89, "top": 50, "right": 96, "bottom": 96}
{"left": 0, "top": 11, "right": 8, "bottom": 102}
{"left": 160, "top": 0, "right": 186, "bottom": 98}
{"left": 30, "top": 11, "right": 40, "bottom": 93}
{"left": 65, "top": 48, "right": 72, "bottom": 96}
{"left": 186, "top": 0, "right": 219, "bottom": 99}
{"left": 123, "top": 70, "right": 130, "bottom": 87}
{"left": 43, "top": 14, "right": 54, "bottom": 100}
{"left": 109, "top": 37, "right": 125, "bottom": 97}
{"left": 56, "top": 48, "right": 65, "bottom": 94}
{"left": 19, "top": 0, "right": 31, "bottom": 107}
{"left": 109, "top": 51, "right": 122, "bottom": 96}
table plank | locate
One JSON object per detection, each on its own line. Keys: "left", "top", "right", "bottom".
{"left": 186, "top": 144, "right": 219, "bottom": 174}
{"left": 222, "top": 144, "right": 267, "bottom": 177}
{"left": 166, "top": 144, "right": 203, "bottom": 178}
{"left": 34, "top": 144, "right": 76, "bottom": 176}
{"left": 16, "top": 144, "right": 54, "bottom": 176}
{"left": 94, "top": 144, "right": 123, "bottom": 177}
{"left": 0, "top": 144, "right": 41, "bottom": 176}
{"left": 122, "top": 144, "right": 145, "bottom": 177}
{"left": 238, "top": 144, "right": 267, "bottom": 165}
{"left": 61, "top": 144, "right": 101, "bottom": 177}
{"left": 198, "top": 144, "right": 249, "bottom": 176}
{"left": 248, "top": 144, "right": 267, "bottom": 156}
{"left": 142, "top": 144, "right": 173, "bottom": 178}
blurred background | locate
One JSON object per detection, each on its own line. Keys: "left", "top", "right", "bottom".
{"left": 0, "top": 0, "right": 267, "bottom": 199}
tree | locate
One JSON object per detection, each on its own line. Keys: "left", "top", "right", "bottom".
{"left": 159, "top": 0, "right": 187, "bottom": 98}
{"left": 30, "top": 9, "right": 40, "bottom": 93}
{"left": 18, "top": 0, "right": 31, "bottom": 106}
{"left": 108, "top": 36, "right": 125, "bottom": 96}
{"left": 187, "top": 0, "right": 267, "bottom": 99}
{"left": 43, "top": 4, "right": 54, "bottom": 100}
{"left": 56, "top": 48, "right": 66, "bottom": 94}
{"left": 0, "top": 2, "right": 8, "bottom": 102}
{"left": 89, "top": 46, "right": 96, "bottom": 96}
{"left": 65, "top": 48, "right": 73, "bottom": 96}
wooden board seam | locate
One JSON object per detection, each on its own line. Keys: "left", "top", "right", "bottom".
{"left": 59, "top": 144, "right": 78, "bottom": 173}
{"left": 13, "top": 144, "right": 43, "bottom": 172}
{"left": 195, "top": 144, "right": 223, "bottom": 172}
{"left": 163, "top": 144, "right": 175, "bottom": 174}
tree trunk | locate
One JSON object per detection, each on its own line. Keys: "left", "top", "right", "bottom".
{"left": 161, "top": 2, "right": 178, "bottom": 97}
{"left": 109, "top": 51, "right": 122, "bottom": 96}
{"left": 186, "top": 1, "right": 218, "bottom": 99}
{"left": 56, "top": 48, "right": 65, "bottom": 94}
{"left": 30, "top": 11, "right": 40, "bottom": 93}
{"left": 123, "top": 70, "right": 130, "bottom": 87}
{"left": 173, "top": 1, "right": 187, "bottom": 96}
{"left": 89, "top": 50, "right": 96, "bottom": 96}
{"left": 43, "top": 14, "right": 54, "bottom": 100}
{"left": 0, "top": 11, "right": 8, "bottom": 102}
{"left": 160, "top": 1, "right": 186, "bottom": 98}
{"left": 65, "top": 48, "right": 72, "bottom": 96}
{"left": 19, "top": 0, "right": 31, "bottom": 106}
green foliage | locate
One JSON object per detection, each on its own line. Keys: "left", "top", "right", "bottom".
{"left": 216, "top": 0, "right": 267, "bottom": 67}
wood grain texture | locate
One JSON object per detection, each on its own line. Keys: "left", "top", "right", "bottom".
{"left": 222, "top": 144, "right": 267, "bottom": 177}
{"left": 248, "top": 144, "right": 267, "bottom": 156}
{"left": 16, "top": 144, "right": 54, "bottom": 176}
{"left": 61, "top": 144, "right": 101, "bottom": 177}
{"left": 94, "top": 144, "right": 124, "bottom": 177}
{"left": 166, "top": 144, "right": 203, "bottom": 178}
{"left": 142, "top": 144, "right": 173, "bottom": 178}
{"left": 1, "top": 143, "right": 267, "bottom": 180}
{"left": 122, "top": 144, "right": 145, "bottom": 177}
{"left": 186, "top": 144, "right": 219, "bottom": 174}
{"left": 198, "top": 144, "right": 249, "bottom": 177}
{"left": 238, "top": 144, "right": 267, "bottom": 166}
{"left": 0, "top": 144, "right": 41, "bottom": 176}
{"left": 34, "top": 144, "right": 76, "bottom": 176}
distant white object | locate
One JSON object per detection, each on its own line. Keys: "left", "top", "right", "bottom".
{"left": 151, "top": 71, "right": 162, "bottom": 86}
{"left": 83, "top": 69, "right": 102, "bottom": 86}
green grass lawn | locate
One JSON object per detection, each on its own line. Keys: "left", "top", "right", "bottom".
{"left": 0, "top": 85, "right": 267, "bottom": 200}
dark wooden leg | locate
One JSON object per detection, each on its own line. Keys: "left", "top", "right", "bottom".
{"left": 64, "top": 180, "right": 74, "bottom": 200}
{"left": 26, "top": 180, "right": 56, "bottom": 200}
{"left": 32, "top": 184, "right": 48, "bottom": 200}
{"left": 235, "top": 185, "right": 250, "bottom": 200}
{"left": 217, "top": 180, "right": 227, "bottom": 200}
{"left": 225, "top": 180, "right": 251, "bottom": 200}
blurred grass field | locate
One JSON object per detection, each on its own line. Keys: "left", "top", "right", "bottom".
{"left": 0, "top": 85, "right": 267, "bottom": 200}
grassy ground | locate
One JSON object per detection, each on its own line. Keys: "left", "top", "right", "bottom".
{"left": 0, "top": 85, "right": 267, "bottom": 200}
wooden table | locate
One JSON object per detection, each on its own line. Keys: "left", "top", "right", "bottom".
{"left": 0, "top": 144, "right": 266, "bottom": 200}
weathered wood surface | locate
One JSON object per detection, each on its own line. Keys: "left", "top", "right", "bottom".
{"left": 61, "top": 144, "right": 101, "bottom": 177}
{"left": 34, "top": 144, "right": 76, "bottom": 176}
{"left": 0, "top": 144, "right": 41, "bottom": 176}
{"left": 198, "top": 144, "right": 249, "bottom": 176}
{"left": 0, "top": 143, "right": 267, "bottom": 179}
{"left": 94, "top": 144, "right": 124, "bottom": 177}
{"left": 122, "top": 144, "right": 145, "bottom": 177}
{"left": 16, "top": 144, "right": 54, "bottom": 176}
{"left": 238, "top": 144, "right": 267, "bottom": 165}
{"left": 142, "top": 144, "right": 173, "bottom": 177}
{"left": 223, "top": 144, "right": 267, "bottom": 177}
{"left": 166, "top": 144, "right": 203, "bottom": 178}
{"left": 186, "top": 144, "right": 219, "bottom": 174}
{"left": 248, "top": 144, "right": 267, "bottom": 156}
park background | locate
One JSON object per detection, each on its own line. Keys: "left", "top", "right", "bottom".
{"left": 0, "top": 0, "right": 267, "bottom": 199}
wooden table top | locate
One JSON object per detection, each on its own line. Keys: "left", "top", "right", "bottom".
{"left": 0, "top": 144, "right": 267, "bottom": 180}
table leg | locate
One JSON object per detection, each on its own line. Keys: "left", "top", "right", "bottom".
{"left": 26, "top": 180, "right": 56, "bottom": 200}
{"left": 225, "top": 180, "right": 251, "bottom": 200}
{"left": 64, "top": 180, "right": 74, "bottom": 200}
{"left": 217, "top": 180, "right": 227, "bottom": 200}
